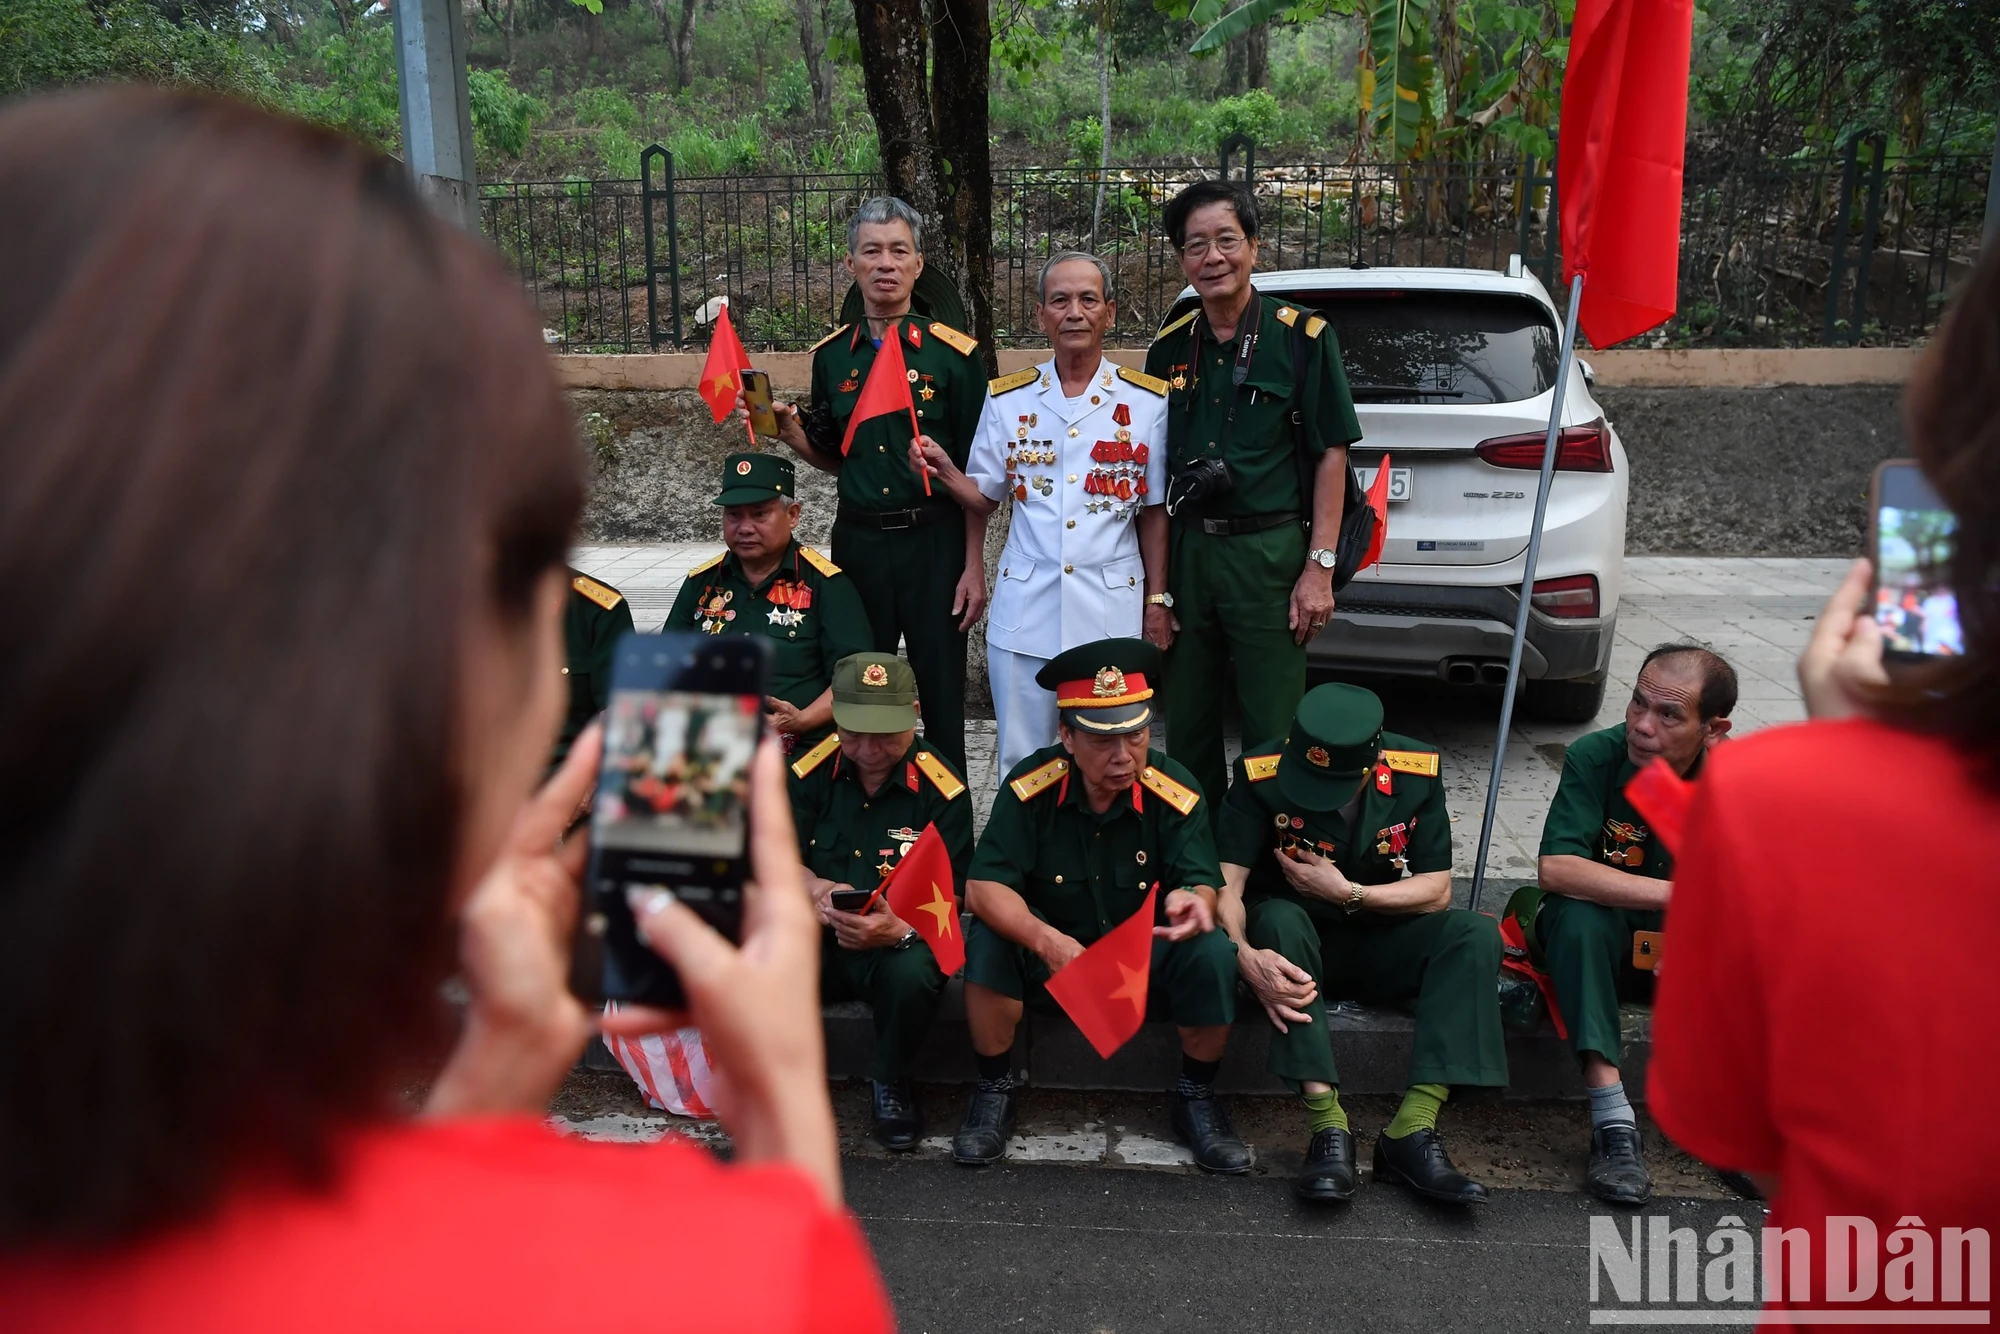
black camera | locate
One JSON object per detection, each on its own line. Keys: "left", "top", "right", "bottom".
{"left": 1165, "top": 455, "right": 1233, "bottom": 518}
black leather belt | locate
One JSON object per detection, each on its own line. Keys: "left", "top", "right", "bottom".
{"left": 836, "top": 500, "right": 959, "bottom": 531}
{"left": 1189, "top": 510, "right": 1301, "bottom": 536}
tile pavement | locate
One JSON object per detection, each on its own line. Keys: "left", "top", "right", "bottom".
{"left": 574, "top": 545, "right": 1844, "bottom": 900}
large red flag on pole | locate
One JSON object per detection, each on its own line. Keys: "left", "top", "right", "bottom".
{"left": 838, "top": 319, "right": 931, "bottom": 495}
{"left": 1557, "top": 0, "right": 1696, "bottom": 348}
{"left": 1044, "top": 886, "right": 1156, "bottom": 1059}
{"left": 873, "top": 823, "right": 963, "bottom": 975}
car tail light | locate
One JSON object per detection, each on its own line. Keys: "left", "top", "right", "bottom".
{"left": 1474, "top": 418, "right": 1612, "bottom": 472}
{"left": 1531, "top": 575, "right": 1600, "bottom": 619}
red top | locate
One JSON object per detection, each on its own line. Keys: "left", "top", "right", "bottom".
{"left": 1650, "top": 719, "right": 2000, "bottom": 1324}
{"left": 1, "top": 1118, "right": 893, "bottom": 1334}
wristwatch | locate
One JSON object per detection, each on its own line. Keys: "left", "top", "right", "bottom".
{"left": 1341, "top": 881, "right": 1367, "bottom": 915}
{"left": 1145, "top": 592, "right": 1175, "bottom": 608}
{"left": 1307, "top": 548, "right": 1338, "bottom": 570}
{"left": 892, "top": 928, "right": 920, "bottom": 950}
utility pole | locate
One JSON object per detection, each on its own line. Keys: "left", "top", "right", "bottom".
{"left": 392, "top": 0, "right": 480, "bottom": 233}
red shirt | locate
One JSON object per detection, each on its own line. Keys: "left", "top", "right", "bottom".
{"left": 1651, "top": 719, "right": 2000, "bottom": 1327}
{"left": 1, "top": 1117, "right": 893, "bottom": 1334}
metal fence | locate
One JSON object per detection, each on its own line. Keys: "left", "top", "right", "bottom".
{"left": 481, "top": 139, "right": 1990, "bottom": 354}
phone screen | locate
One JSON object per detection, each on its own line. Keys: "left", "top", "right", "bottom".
{"left": 576, "top": 632, "right": 771, "bottom": 1009}
{"left": 1871, "top": 462, "right": 1960, "bottom": 662}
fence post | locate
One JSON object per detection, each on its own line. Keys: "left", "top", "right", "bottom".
{"left": 640, "top": 144, "right": 683, "bottom": 350}
{"left": 1218, "top": 134, "right": 1257, "bottom": 188}
{"left": 1851, "top": 132, "right": 1887, "bottom": 338}
{"left": 1824, "top": 136, "right": 1861, "bottom": 344}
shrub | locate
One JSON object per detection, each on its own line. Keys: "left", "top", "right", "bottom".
{"left": 1201, "top": 88, "right": 1281, "bottom": 150}
{"left": 468, "top": 68, "right": 541, "bottom": 159}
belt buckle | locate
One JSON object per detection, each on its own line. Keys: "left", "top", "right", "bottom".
{"left": 879, "top": 509, "right": 913, "bottom": 531}
{"left": 1201, "top": 517, "right": 1227, "bottom": 536}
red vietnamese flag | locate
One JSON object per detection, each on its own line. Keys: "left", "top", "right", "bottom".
{"left": 697, "top": 300, "right": 752, "bottom": 424}
{"left": 1045, "top": 886, "right": 1156, "bottom": 1059}
{"left": 840, "top": 320, "right": 920, "bottom": 454}
{"left": 1624, "top": 757, "right": 1694, "bottom": 856}
{"left": 879, "top": 823, "right": 963, "bottom": 975}
{"left": 1557, "top": 0, "right": 1695, "bottom": 347}
{"left": 1358, "top": 452, "right": 1392, "bottom": 571}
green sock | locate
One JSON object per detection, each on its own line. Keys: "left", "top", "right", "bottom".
{"left": 1301, "top": 1088, "right": 1348, "bottom": 1134}
{"left": 1383, "top": 1083, "right": 1450, "bottom": 1140}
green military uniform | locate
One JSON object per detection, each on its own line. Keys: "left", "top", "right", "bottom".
{"left": 661, "top": 453, "right": 874, "bottom": 756}
{"left": 804, "top": 317, "right": 986, "bottom": 772}
{"left": 1144, "top": 292, "right": 1363, "bottom": 825}
{"left": 1217, "top": 688, "right": 1507, "bottom": 1092}
{"left": 789, "top": 690, "right": 972, "bottom": 1082}
{"left": 554, "top": 570, "right": 634, "bottom": 767}
{"left": 1536, "top": 723, "right": 1685, "bottom": 1066}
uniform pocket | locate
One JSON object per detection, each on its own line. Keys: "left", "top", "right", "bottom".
{"left": 1100, "top": 554, "right": 1143, "bottom": 631}
{"left": 990, "top": 559, "right": 1036, "bottom": 633}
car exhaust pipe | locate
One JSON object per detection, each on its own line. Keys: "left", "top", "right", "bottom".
{"left": 1442, "top": 659, "right": 1479, "bottom": 685}
{"left": 1478, "top": 661, "right": 1512, "bottom": 687}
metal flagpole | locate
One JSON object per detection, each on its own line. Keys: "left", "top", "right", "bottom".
{"left": 1467, "top": 271, "right": 1585, "bottom": 917}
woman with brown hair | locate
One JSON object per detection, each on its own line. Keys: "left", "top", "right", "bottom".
{"left": 0, "top": 88, "right": 890, "bottom": 1332}
{"left": 1647, "top": 239, "right": 2000, "bottom": 1326}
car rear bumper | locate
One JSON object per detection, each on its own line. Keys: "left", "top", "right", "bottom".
{"left": 1308, "top": 581, "right": 1613, "bottom": 682}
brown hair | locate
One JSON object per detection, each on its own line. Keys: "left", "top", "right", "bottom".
{"left": 0, "top": 89, "right": 583, "bottom": 1242}
{"left": 1885, "top": 240, "right": 2000, "bottom": 781}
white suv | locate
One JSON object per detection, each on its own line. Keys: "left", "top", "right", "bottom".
{"left": 1171, "top": 260, "right": 1627, "bottom": 721}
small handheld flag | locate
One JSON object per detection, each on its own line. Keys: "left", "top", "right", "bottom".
{"left": 1624, "top": 758, "right": 1694, "bottom": 856}
{"left": 838, "top": 319, "right": 931, "bottom": 495}
{"left": 697, "top": 301, "right": 757, "bottom": 444}
{"left": 877, "top": 823, "right": 963, "bottom": 975}
{"left": 1044, "top": 886, "right": 1156, "bottom": 1059}
{"left": 1359, "top": 453, "right": 1392, "bottom": 572}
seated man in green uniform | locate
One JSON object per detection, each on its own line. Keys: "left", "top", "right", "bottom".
{"left": 789, "top": 652, "right": 972, "bottom": 1151}
{"left": 1218, "top": 683, "right": 1507, "bottom": 1205}
{"left": 953, "top": 638, "right": 1250, "bottom": 1174}
{"left": 554, "top": 568, "right": 634, "bottom": 768}
{"left": 662, "top": 452, "right": 875, "bottom": 758}
{"left": 1534, "top": 643, "right": 1736, "bottom": 1206}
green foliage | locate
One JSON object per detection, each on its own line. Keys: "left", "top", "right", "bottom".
{"left": 1202, "top": 88, "right": 1281, "bottom": 145}
{"left": 282, "top": 19, "right": 400, "bottom": 151}
{"left": 1, "top": 0, "right": 278, "bottom": 102}
{"left": 666, "top": 119, "right": 765, "bottom": 175}
{"left": 1366, "top": 0, "right": 1433, "bottom": 158}
{"left": 1067, "top": 115, "right": 1104, "bottom": 164}
{"left": 468, "top": 69, "right": 541, "bottom": 159}
{"left": 763, "top": 61, "right": 814, "bottom": 120}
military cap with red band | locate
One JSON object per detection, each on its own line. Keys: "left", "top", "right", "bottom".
{"left": 1035, "top": 637, "right": 1162, "bottom": 736}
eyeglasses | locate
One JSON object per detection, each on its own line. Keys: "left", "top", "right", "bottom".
{"left": 1181, "top": 233, "right": 1247, "bottom": 261}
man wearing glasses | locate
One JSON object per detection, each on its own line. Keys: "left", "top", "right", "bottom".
{"left": 1144, "top": 180, "right": 1363, "bottom": 822}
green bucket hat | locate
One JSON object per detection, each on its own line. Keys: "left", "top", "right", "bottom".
{"left": 714, "top": 451, "right": 796, "bottom": 506}
{"left": 1036, "top": 637, "right": 1163, "bottom": 736}
{"left": 1276, "top": 682, "right": 1385, "bottom": 812}
{"left": 831, "top": 652, "right": 918, "bottom": 733}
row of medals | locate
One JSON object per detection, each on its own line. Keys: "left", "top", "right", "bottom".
{"left": 1273, "top": 812, "right": 1412, "bottom": 871}
{"left": 1007, "top": 418, "right": 1143, "bottom": 519}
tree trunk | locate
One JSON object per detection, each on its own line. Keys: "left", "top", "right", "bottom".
{"left": 852, "top": 0, "right": 943, "bottom": 218}
{"left": 794, "top": 0, "right": 834, "bottom": 125}
{"left": 1089, "top": 17, "right": 1109, "bottom": 247}
{"left": 1243, "top": 23, "right": 1267, "bottom": 90}
{"left": 669, "top": 0, "right": 697, "bottom": 91}
{"left": 928, "top": 0, "right": 994, "bottom": 370}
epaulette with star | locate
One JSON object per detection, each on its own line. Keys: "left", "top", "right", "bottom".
{"left": 685, "top": 550, "right": 727, "bottom": 577}
{"left": 799, "top": 546, "right": 840, "bottom": 577}
{"left": 989, "top": 367, "right": 1039, "bottom": 396}
{"left": 1008, "top": 755, "right": 1068, "bottom": 802}
{"left": 571, "top": 574, "right": 624, "bottom": 611}
{"left": 806, "top": 324, "right": 851, "bottom": 356}
{"left": 791, "top": 733, "right": 841, "bottom": 779}
{"left": 1381, "top": 750, "right": 1440, "bottom": 776}
{"left": 913, "top": 750, "right": 966, "bottom": 800}
{"left": 1274, "top": 305, "right": 1329, "bottom": 339}
{"left": 1155, "top": 308, "right": 1198, "bottom": 340}
{"left": 928, "top": 321, "right": 979, "bottom": 356}
{"left": 1115, "top": 366, "right": 1169, "bottom": 396}
{"left": 1242, "top": 753, "right": 1281, "bottom": 783}
{"left": 1138, "top": 764, "right": 1200, "bottom": 815}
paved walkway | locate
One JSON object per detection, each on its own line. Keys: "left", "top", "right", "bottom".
{"left": 574, "top": 546, "right": 1841, "bottom": 892}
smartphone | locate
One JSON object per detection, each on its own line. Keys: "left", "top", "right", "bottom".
{"left": 1868, "top": 460, "right": 1960, "bottom": 664}
{"left": 828, "top": 888, "right": 877, "bottom": 913}
{"left": 572, "top": 632, "right": 772, "bottom": 1009}
{"left": 741, "top": 369, "right": 779, "bottom": 438}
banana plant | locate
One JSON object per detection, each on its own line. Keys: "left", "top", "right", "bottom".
{"left": 1369, "top": 0, "right": 1434, "bottom": 158}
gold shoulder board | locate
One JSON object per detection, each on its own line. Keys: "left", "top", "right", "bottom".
{"left": 1382, "top": 750, "right": 1440, "bottom": 777}
{"left": 1139, "top": 765, "right": 1200, "bottom": 816}
{"left": 1009, "top": 756, "right": 1068, "bottom": 803}
{"left": 791, "top": 732, "right": 842, "bottom": 779}
{"left": 929, "top": 322, "right": 979, "bottom": 356}
{"left": 1243, "top": 753, "right": 1281, "bottom": 783}
{"left": 806, "top": 324, "right": 851, "bottom": 356}
{"left": 1115, "top": 366, "right": 1169, "bottom": 397}
{"left": 799, "top": 546, "right": 840, "bottom": 577}
{"left": 988, "top": 367, "right": 1040, "bottom": 396}
{"left": 684, "top": 550, "right": 727, "bottom": 577}
{"left": 1154, "top": 308, "right": 1198, "bottom": 340}
{"left": 1304, "top": 315, "right": 1327, "bottom": 339}
{"left": 1275, "top": 305, "right": 1299, "bottom": 328}
{"left": 571, "top": 574, "right": 623, "bottom": 611}
{"left": 914, "top": 751, "right": 966, "bottom": 801}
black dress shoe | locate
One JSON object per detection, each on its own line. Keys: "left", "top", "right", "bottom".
{"left": 1372, "top": 1128, "right": 1488, "bottom": 1204}
{"left": 1295, "top": 1127, "right": 1358, "bottom": 1203}
{"left": 952, "top": 1084, "right": 1015, "bottom": 1166}
{"left": 1587, "top": 1123, "right": 1653, "bottom": 1206}
{"left": 1171, "top": 1094, "right": 1253, "bottom": 1174}
{"left": 870, "top": 1079, "right": 922, "bottom": 1152}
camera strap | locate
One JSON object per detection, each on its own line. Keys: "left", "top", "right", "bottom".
{"left": 1184, "top": 288, "right": 1261, "bottom": 462}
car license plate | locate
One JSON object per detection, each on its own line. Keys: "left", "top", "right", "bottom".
{"left": 1356, "top": 466, "right": 1412, "bottom": 502}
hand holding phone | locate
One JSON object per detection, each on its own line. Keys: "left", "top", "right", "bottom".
{"left": 741, "top": 369, "right": 779, "bottom": 438}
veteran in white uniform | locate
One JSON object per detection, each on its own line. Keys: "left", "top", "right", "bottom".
{"left": 912, "top": 252, "right": 1172, "bottom": 773}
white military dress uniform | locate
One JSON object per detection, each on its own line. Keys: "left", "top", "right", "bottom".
{"left": 967, "top": 356, "right": 1170, "bottom": 772}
